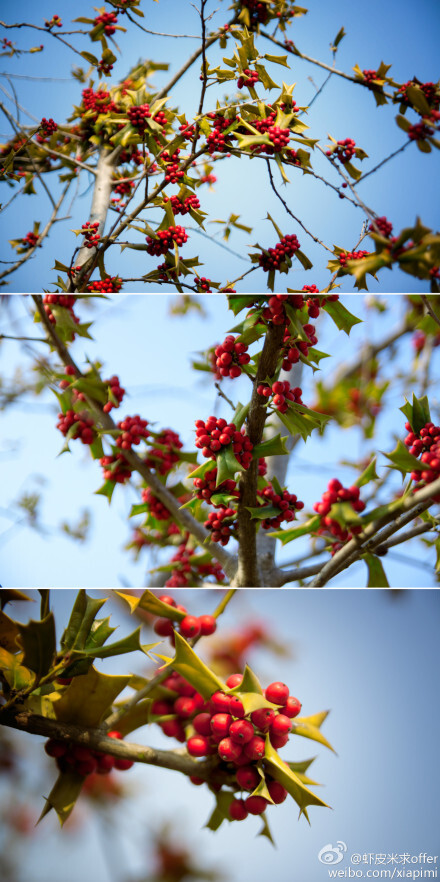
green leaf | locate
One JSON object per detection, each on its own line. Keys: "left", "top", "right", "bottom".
{"left": 363, "top": 553, "right": 390, "bottom": 587}
{"left": 400, "top": 394, "right": 431, "bottom": 433}
{"left": 227, "top": 295, "right": 258, "bottom": 316}
{"left": 0, "top": 609, "right": 21, "bottom": 651}
{"left": 118, "top": 590, "right": 187, "bottom": 622}
{"left": 39, "top": 769, "right": 85, "bottom": 826}
{"left": 264, "top": 737, "right": 330, "bottom": 816}
{"left": 187, "top": 460, "right": 216, "bottom": 481}
{"left": 253, "top": 434, "right": 289, "bottom": 459}
{"left": 355, "top": 457, "right": 379, "bottom": 487}
{"left": 54, "top": 666, "right": 130, "bottom": 727}
{"left": 0, "top": 648, "right": 35, "bottom": 690}
{"left": 246, "top": 505, "right": 283, "bottom": 520}
{"left": 95, "top": 479, "right": 116, "bottom": 503}
{"left": 161, "top": 631, "right": 226, "bottom": 699}
{"left": 269, "top": 515, "right": 321, "bottom": 543}
{"left": 263, "top": 53, "right": 290, "bottom": 67}
{"left": 291, "top": 711, "right": 335, "bottom": 752}
{"left": 383, "top": 440, "right": 427, "bottom": 476}
{"left": 70, "top": 627, "right": 158, "bottom": 661}
{"left": 205, "top": 790, "right": 236, "bottom": 831}
{"left": 16, "top": 613, "right": 56, "bottom": 677}
{"left": 231, "top": 401, "right": 249, "bottom": 430}
{"left": 60, "top": 591, "right": 106, "bottom": 653}
{"left": 322, "top": 299, "right": 362, "bottom": 334}
{"left": 216, "top": 445, "right": 244, "bottom": 485}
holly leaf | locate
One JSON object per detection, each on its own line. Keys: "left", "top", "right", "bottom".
{"left": 0, "top": 648, "right": 35, "bottom": 690}
{"left": 253, "top": 434, "right": 289, "bottom": 459}
{"left": 16, "top": 613, "right": 56, "bottom": 677}
{"left": 383, "top": 440, "right": 427, "bottom": 476}
{"left": 216, "top": 445, "right": 244, "bottom": 485}
{"left": 205, "top": 790, "right": 236, "bottom": 831}
{"left": 0, "top": 609, "right": 20, "bottom": 651}
{"left": 363, "top": 553, "right": 390, "bottom": 587}
{"left": 291, "top": 711, "right": 335, "bottom": 752}
{"left": 322, "top": 299, "right": 362, "bottom": 334}
{"left": 157, "top": 632, "right": 225, "bottom": 700}
{"left": 60, "top": 591, "right": 106, "bottom": 652}
{"left": 264, "top": 737, "right": 330, "bottom": 817}
{"left": 355, "top": 457, "right": 379, "bottom": 487}
{"left": 117, "top": 590, "right": 187, "bottom": 622}
{"left": 269, "top": 515, "right": 321, "bottom": 543}
{"left": 400, "top": 394, "right": 431, "bottom": 433}
{"left": 39, "top": 769, "right": 85, "bottom": 826}
{"left": 54, "top": 666, "right": 130, "bottom": 727}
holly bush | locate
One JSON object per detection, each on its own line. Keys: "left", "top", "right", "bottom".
{"left": 1, "top": 292, "right": 440, "bottom": 587}
{"left": 0, "top": 0, "right": 439, "bottom": 292}
{"left": 0, "top": 588, "right": 333, "bottom": 837}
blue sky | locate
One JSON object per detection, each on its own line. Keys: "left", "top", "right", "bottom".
{"left": 0, "top": 0, "right": 439, "bottom": 292}
{"left": 1, "top": 588, "right": 439, "bottom": 882}
{"left": 0, "top": 293, "right": 439, "bottom": 588}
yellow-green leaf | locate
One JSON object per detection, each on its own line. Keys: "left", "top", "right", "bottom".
{"left": 264, "top": 737, "right": 330, "bottom": 816}
{"left": 39, "top": 769, "right": 85, "bottom": 826}
{"left": 54, "top": 666, "right": 130, "bottom": 727}
{"left": 291, "top": 711, "right": 335, "bottom": 752}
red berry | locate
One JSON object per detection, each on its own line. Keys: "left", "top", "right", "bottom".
{"left": 226, "top": 673, "right": 243, "bottom": 688}
{"left": 281, "top": 696, "right": 302, "bottom": 718}
{"left": 236, "top": 765, "right": 260, "bottom": 791}
{"left": 114, "top": 757, "right": 134, "bottom": 771}
{"left": 267, "top": 780, "right": 288, "bottom": 804}
{"left": 210, "top": 691, "right": 231, "bottom": 713}
{"left": 229, "top": 720, "right": 255, "bottom": 744}
{"left": 174, "top": 696, "right": 197, "bottom": 718}
{"left": 198, "top": 614, "right": 217, "bottom": 636}
{"left": 245, "top": 795, "right": 268, "bottom": 815}
{"left": 251, "top": 708, "right": 276, "bottom": 731}
{"left": 187, "top": 735, "right": 210, "bottom": 757}
{"left": 210, "top": 713, "right": 232, "bottom": 738}
{"left": 229, "top": 696, "right": 245, "bottom": 718}
{"left": 269, "top": 732, "right": 289, "bottom": 749}
{"left": 193, "top": 713, "right": 213, "bottom": 736}
{"left": 244, "top": 735, "right": 266, "bottom": 760}
{"left": 218, "top": 737, "right": 243, "bottom": 763}
{"left": 179, "top": 615, "right": 201, "bottom": 639}
{"left": 229, "top": 798, "right": 248, "bottom": 820}
{"left": 45, "top": 739, "right": 67, "bottom": 758}
{"left": 265, "top": 682, "right": 290, "bottom": 705}
{"left": 269, "top": 714, "right": 292, "bottom": 736}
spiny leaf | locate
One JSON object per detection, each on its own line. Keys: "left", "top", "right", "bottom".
{"left": 363, "top": 553, "right": 390, "bottom": 587}
{"left": 39, "top": 769, "right": 85, "bottom": 826}
{"left": 54, "top": 666, "right": 130, "bottom": 727}
{"left": 16, "top": 613, "right": 56, "bottom": 677}
{"left": 322, "top": 299, "right": 362, "bottom": 334}
{"left": 157, "top": 632, "right": 225, "bottom": 700}
{"left": 264, "top": 737, "right": 330, "bottom": 816}
{"left": 291, "top": 711, "right": 335, "bottom": 753}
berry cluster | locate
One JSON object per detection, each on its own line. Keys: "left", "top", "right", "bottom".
{"left": 281, "top": 321, "right": 318, "bottom": 369}
{"left": 206, "top": 113, "right": 237, "bottom": 154}
{"left": 259, "top": 234, "right": 300, "bottom": 272}
{"left": 369, "top": 216, "right": 393, "bottom": 237}
{"left": 42, "top": 294, "right": 79, "bottom": 325}
{"left": 194, "top": 418, "right": 253, "bottom": 467}
{"left": 237, "top": 69, "right": 260, "bottom": 89}
{"left": 86, "top": 277, "right": 123, "bottom": 293}
{"left": 81, "top": 87, "right": 118, "bottom": 118}
{"left": 40, "top": 117, "right": 57, "bottom": 135}
{"left": 113, "top": 179, "right": 135, "bottom": 197}
{"left": 362, "top": 69, "right": 378, "bottom": 84}
{"left": 141, "top": 487, "right": 171, "bottom": 521}
{"left": 127, "top": 104, "right": 152, "bottom": 133}
{"left": 163, "top": 193, "right": 200, "bottom": 215}
{"left": 338, "top": 249, "right": 369, "bottom": 266}
{"left": 21, "top": 231, "right": 39, "bottom": 249}
{"left": 146, "top": 225, "right": 188, "bottom": 256}
{"left": 193, "top": 467, "right": 238, "bottom": 504}
{"left": 45, "top": 731, "right": 133, "bottom": 776}
{"left": 163, "top": 545, "right": 226, "bottom": 588}
{"left": 154, "top": 671, "right": 301, "bottom": 822}
{"left": 238, "top": 0, "right": 270, "bottom": 26}
{"left": 257, "top": 380, "right": 303, "bottom": 414}
{"left": 404, "top": 420, "right": 440, "bottom": 501}
{"left": 408, "top": 122, "right": 434, "bottom": 141}
{"left": 196, "top": 277, "right": 212, "bottom": 292}
{"left": 153, "top": 595, "right": 218, "bottom": 640}
{"left": 144, "top": 429, "right": 183, "bottom": 475}
{"left": 56, "top": 409, "right": 95, "bottom": 445}
{"left": 94, "top": 12, "right": 118, "bottom": 35}
{"left": 115, "top": 415, "right": 150, "bottom": 450}
{"left": 81, "top": 221, "right": 100, "bottom": 248}
{"left": 266, "top": 125, "right": 290, "bottom": 152}
{"left": 314, "top": 479, "right": 365, "bottom": 551}
{"left": 326, "top": 138, "right": 356, "bottom": 164}
{"left": 257, "top": 484, "right": 304, "bottom": 529}
{"left": 100, "top": 452, "right": 133, "bottom": 484}
{"left": 103, "top": 375, "right": 125, "bottom": 413}
{"left": 397, "top": 80, "right": 439, "bottom": 110}
{"left": 214, "top": 336, "right": 251, "bottom": 379}
{"left": 204, "top": 506, "right": 238, "bottom": 545}
{"left": 45, "top": 15, "right": 62, "bottom": 28}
